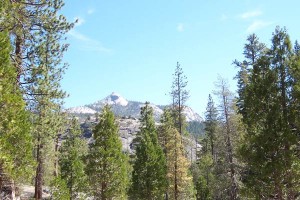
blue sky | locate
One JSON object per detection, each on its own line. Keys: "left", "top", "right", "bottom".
{"left": 61, "top": 0, "right": 300, "bottom": 117}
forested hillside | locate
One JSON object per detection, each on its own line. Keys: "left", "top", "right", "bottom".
{"left": 1, "top": 1, "right": 300, "bottom": 200}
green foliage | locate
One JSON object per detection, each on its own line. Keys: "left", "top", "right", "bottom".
{"left": 86, "top": 105, "right": 129, "bottom": 199}
{"left": 237, "top": 27, "right": 300, "bottom": 198}
{"left": 214, "top": 77, "right": 240, "bottom": 199}
{"left": 1, "top": 1, "right": 73, "bottom": 198}
{"left": 0, "top": 31, "right": 34, "bottom": 182}
{"left": 60, "top": 118, "right": 88, "bottom": 199}
{"left": 195, "top": 154, "right": 214, "bottom": 200}
{"left": 193, "top": 96, "right": 219, "bottom": 200}
{"left": 129, "top": 102, "right": 167, "bottom": 200}
{"left": 50, "top": 176, "right": 71, "bottom": 200}
{"left": 233, "top": 33, "right": 266, "bottom": 115}
{"left": 186, "top": 121, "right": 205, "bottom": 136}
{"left": 170, "top": 62, "right": 189, "bottom": 135}
{"left": 195, "top": 176, "right": 211, "bottom": 200}
{"left": 159, "top": 108, "right": 195, "bottom": 200}
{"left": 204, "top": 94, "right": 218, "bottom": 159}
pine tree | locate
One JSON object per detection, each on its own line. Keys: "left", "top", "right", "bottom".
{"left": 0, "top": 31, "right": 34, "bottom": 199}
{"left": 1, "top": 1, "right": 73, "bottom": 199}
{"left": 214, "top": 77, "right": 240, "bottom": 200}
{"left": 159, "top": 109, "right": 195, "bottom": 200}
{"left": 193, "top": 95, "right": 220, "bottom": 199}
{"left": 0, "top": 0, "right": 73, "bottom": 86}
{"left": 233, "top": 33, "right": 266, "bottom": 117}
{"left": 130, "top": 102, "right": 167, "bottom": 200}
{"left": 60, "top": 118, "right": 88, "bottom": 200}
{"left": 238, "top": 27, "right": 300, "bottom": 199}
{"left": 86, "top": 105, "right": 129, "bottom": 200}
{"left": 170, "top": 62, "right": 189, "bottom": 135}
{"left": 195, "top": 153, "right": 214, "bottom": 200}
{"left": 29, "top": 32, "right": 68, "bottom": 200}
{"left": 204, "top": 94, "right": 218, "bottom": 161}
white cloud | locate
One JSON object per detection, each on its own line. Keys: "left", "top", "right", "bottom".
{"left": 68, "top": 30, "right": 111, "bottom": 53}
{"left": 246, "top": 20, "right": 273, "bottom": 33}
{"left": 177, "top": 23, "right": 184, "bottom": 32}
{"left": 69, "top": 30, "right": 89, "bottom": 41}
{"left": 74, "top": 17, "right": 85, "bottom": 27}
{"left": 240, "top": 10, "right": 262, "bottom": 19}
{"left": 87, "top": 9, "right": 95, "bottom": 15}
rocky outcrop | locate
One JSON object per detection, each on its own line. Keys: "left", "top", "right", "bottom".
{"left": 81, "top": 117, "right": 201, "bottom": 161}
{"left": 67, "top": 92, "right": 203, "bottom": 123}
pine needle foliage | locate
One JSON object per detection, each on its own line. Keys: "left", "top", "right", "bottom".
{"left": 60, "top": 118, "right": 88, "bottom": 199}
{"left": 86, "top": 105, "right": 129, "bottom": 200}
{"left": 0, "top": 31, "right": 34, "bottom": 195}
{"left": 129, "top": 102, "right": 167, "bottom": 200}
{"left": 159, "top": 109, "right": 195, "bottom": 200}
{"left": 237, "top": 27, "right": 300, "bottom": 199}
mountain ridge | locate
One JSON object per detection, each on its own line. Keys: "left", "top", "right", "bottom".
{"left": 66, "top": 92, "right": 203, "bottom": 122}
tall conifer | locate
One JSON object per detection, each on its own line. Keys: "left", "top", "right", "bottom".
{"left": 238, "top": 27, "right": 300, "bottom": 198}
{"left": 170, "top": 62, "right": 189, "bottom": 135}
{"left": 0, "top": 1, "right": 73, "bottom": 199}
{"left": 159, "top": 109, "right": 195, "bottom": 200}
{"left": 130, "top": 102, "right": 167, "bottom": 200}
{"left": 0, "top": 31, "right": 34, "bottom": 199}
{"left": 60, "top": 118, "right": 88, "bottom": 199}
{"left": 214, "top": 77, "right": 240, "bottom": 200}
{"left": 204, "top": 94, "right": 218, "bottom": 161}
{"left": 86, "top": 106, "right": 129, "bottom": 200}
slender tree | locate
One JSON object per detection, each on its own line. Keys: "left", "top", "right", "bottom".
{"left": 30, "top": 32, "right": 68, "bottom": 200}
{"left": 159, "top": 109, "right": 195, "bottom": 200}
{"left": 86, "top": 106, "right": 129, "bottom": 200}
{"left": 130, "top": 102, "right": 167, "bottom": 200}
{"left": 60, "top": 118, "right": 88, "bottom": 200}
{"left": 204, "top": 94, "right": 218, "bottom": 161}
{"left": 195, "top": 154, "right": 213, "bottom": 200}
{"left": 214, "top": 77, "right": 239, "bottom": 200}
{"left": 170, "top": 62, "right": 189, "bottom": 135}
{"left": 193, "top": 95, "right": 220, "bottom": 199}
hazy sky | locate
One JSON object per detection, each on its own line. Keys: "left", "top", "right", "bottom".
{"left": 61, "top": 0, "right": 300, "bottom": 116}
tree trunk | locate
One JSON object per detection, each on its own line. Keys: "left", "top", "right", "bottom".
{"left": 0, "top": 164, "right": 16, "bottom": 200}
{"left": 14, "top": 34, "right": 22, "bottom": 83}
{"left": 177, "top": 72, "right": 182, "bottom": 136}
{"left": 35, "top": 137, "right": 43, "bottom": 200}
{"left": 54, "top": 135, "right": 59, "bottom": 177}
{"left": 101, "top": 181, "right": 107, "bottom": 200}
{"left": 70, "top": 170, "right": 73, "bottom": 200}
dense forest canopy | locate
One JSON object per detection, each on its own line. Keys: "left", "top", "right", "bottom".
{"left": 0, "top": 1, "right": 300, "bottom": 200}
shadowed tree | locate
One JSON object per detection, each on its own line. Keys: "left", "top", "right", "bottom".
{"left": 0, "top": 31, "right": 34, "bottom": 199}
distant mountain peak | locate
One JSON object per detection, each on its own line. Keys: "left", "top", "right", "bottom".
{"left": 67, "top": 93, "right": 203, "bottom": 122}
{"left": 101, "top": 92, "right": 128, "bottom": 106}
{"left": 66, "top": 106, "right": 96, "bottom": 114}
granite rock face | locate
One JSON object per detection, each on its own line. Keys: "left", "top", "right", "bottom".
{"left": 66, "top": 92, "right": 203, "bottom": 123}
{"left": 81, "top": 116, "right": 201, "bottom": 160}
